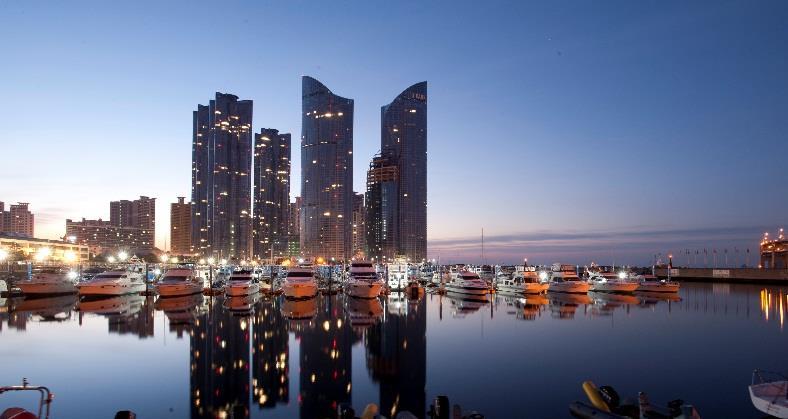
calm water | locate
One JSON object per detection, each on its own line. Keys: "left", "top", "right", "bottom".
{"left": 1, "top": 282, "right": 787, "bottom": 418}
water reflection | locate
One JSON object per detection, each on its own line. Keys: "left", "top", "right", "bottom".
{"left": 1, "top": 283, "right": 787, "bottom": 418}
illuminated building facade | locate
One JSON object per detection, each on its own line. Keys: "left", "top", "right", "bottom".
{"left": 252, "top": 298, "right": 289, "bottom": 409}
{"left": 253, "top": 128, "right": 291, "bottom": 260}
{"left": 352, "top": 193, "right": 365, "bottom": 257}
{"left": 300, "top": 76, "right": 354, "bottom": 261}
{"left": 0, "top": 202, "right": 34, "bottom": 238}
{"left": 365, "top": 154, "right": 399, "bottom": 261}
{"left": 171, "top": 197, "right": 192, "bottom": 255}
{"left": 110, "top": 196, "right": 156, "bottom": 248}
{"left": 191, "top": 93, "right": 253, "bottom": 260}
{"left": 65, "top": 218, "right": 149, "bottom": 254}
{"left": 380, "top": 82, "right": 428, "bottom": 262}
{"left": 0, "top": 233, "right": 89, "bottom": 262}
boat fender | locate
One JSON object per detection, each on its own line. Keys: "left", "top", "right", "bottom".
{"left": 582, "top": 381, "right": 611, "bottom": 412}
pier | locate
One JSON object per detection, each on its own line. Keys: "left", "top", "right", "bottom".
{"left": 655, "top": 267, "right": 788, "bottom": 283}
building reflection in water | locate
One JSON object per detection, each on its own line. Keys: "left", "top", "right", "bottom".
{"left": 760, "top": 288, "right": 788, "bottom": 329}
{"left": 252, "top": 296, "right": 289, "bottom": 409}
{"left": 365, "top": 293, "right": 426, "bottom": 419}
{"left": 296, "top": 294, "right": 356, "bottom": 419}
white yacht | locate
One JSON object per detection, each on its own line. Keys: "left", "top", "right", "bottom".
{"left": 386, "top": 258, "right": 409, "bottom": 291}
{"left": 634, "top": 274, "right": 681, "bottom": 293}
{"left": 156, "top": 268, "right": 204, "bottom": 297}
{"left": 547, "top": 264, "right": 590, "bottom": 294}
{"left": 225, "top": 269, "right": 260, "bottom": 297}
{"left": 587, "top": 270, "right": 639, "bottom": 293}
{"left": 282, "top": 266, "right": 318, "bottom": 300}
{"left": 17, "top": 267, "right": 78, "bottom": 295}
{"left": 345, "top": 260, "right": 384, "bottom": 299}
{"left": 445, "top": 270, "right": 489, "bottom": 296}
{"left": 77, "top": 269, "right": 146, "bottom": 297}
{"left": 498, "top": 267, "right": 548, "bottom": 294}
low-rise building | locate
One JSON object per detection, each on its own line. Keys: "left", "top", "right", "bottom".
{"left": 0, "top": 233, "right": 89, "bottom": 262}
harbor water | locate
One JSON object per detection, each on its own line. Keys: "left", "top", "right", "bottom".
{"left": 0, "top": 282, "right": 786, "bottom": 418}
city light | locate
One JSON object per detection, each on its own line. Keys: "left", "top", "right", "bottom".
{"left": 160, "top": 254, "right": 169, "bottom": 263}
{"left": 153, "top": 268, "right": 162, "bottom": 276}
{"left": 170, "top": 257, "right": 179, "bottom": 263}
{"left": 199, "top": 258, "right": 206, "bottom": 265}
{"left": 108, "top": 256, "right": 116, "bottom": 263}
{"left": 67, "top": 271, "right": 78, "bottom": 280}
{"left": 118, "top": 251, "right": 129, "bottom": 262}
{"left": 0, "top": 248, "right": 8, "bottom": 262}
{"left": 220, "top": 259, "right": 227, "bottom": 265}
{"left": 618, "top": 271, "right": 627, "bottom": 280}
{"left": 64, "top": 250, "right": 77, "bottom": 262}
{"left": 34, "top": 247, "right": 51, "bottom": 262}
{"left": 207, "top": 257, "right": 215, "bottom": 265}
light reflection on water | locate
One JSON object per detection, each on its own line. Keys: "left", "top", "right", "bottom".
{"left": 0, "top": 282, "right": 786, "bottom": 418}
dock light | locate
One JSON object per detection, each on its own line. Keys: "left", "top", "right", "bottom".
{"left": 220, "top": 259, "right": 227, "bottom": 265}
{"left": 64, "top": 250, "right": 77, "bottom": 262}
{"left": 160, "top": 254, "right": 169, "bottom": 263}
{"left": 108, "top": 256, "right": 116, "bottom": 263}
{"left": 170, "top": 257, "right": 179, "bottom": 264}
{"left": 67, "top": 271, "right": 78, "bottom": 280}
{"left": 35, "top": 247, "right": 51, "bottom": 262}
{"left": 118, "top": 251, "right": 128, "bottom": 262}
{"left": 207, "top": 257, "right": 215, "bottom": 265}
{"left": 153, "top": 268, "right": 162, "bottom": 276}
{"left": 539, "top": 271, "right": 548, "bottom": 281}
{"left": 199, "top": 258, "right": 206, "bottom": 265}
{"left": 0, "top": 248, "right": 7, "bottom": 261}
{"left": 241, "top": 260, "right": 247, "bottom": 265}
{"left": 298, "top": 258, "right": 304, "bottom": 264}
{"left": 67, "top": 235, "right": 77, "bottom": 243}
{"left": 618, "top": 271, "right": 627, "bottom": 280}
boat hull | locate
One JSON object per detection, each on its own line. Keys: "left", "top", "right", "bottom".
{"left": 750, "top": 382, "right": 788, "bottom": 419}
{"left": 548, "top": 282, "right": 590, "bottom": 294}
{"left": 157, "top": 283, "right": 204, "bottom": 297}
{"left": 225, "top": 282, "right": 260, "bottom": 297}
{"left": 77, "top": 282, "right": 146, "bottom": 296}
{"left": 498, "top": 283, "right": 548, "bottom": 294}
{"left": 445, "top": 284, "right": 488, "bottom": 296}
{"left": 345, "top": 282, "right": 383, "bottom": 299}
{"left": 589, "top": 282, "right": 639, "bottom": 293}
{"left": 17, "top": 282, "right": 77, "bottom": 295}
{"left": 637, "top": 282, "right": 680, "bottom": 293}
{"left": 283, "top": 283, "right": 318, "bottom": 300}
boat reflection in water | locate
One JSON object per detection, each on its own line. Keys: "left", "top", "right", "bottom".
{"left": 446, "top": 292, "right": 489, "bottom": 318}
{"left": 497, "top": 294, "right": 549, "bottom": 321}
{"left": 77, "top": 294, "right": 154, "bottom": 338}
{"left": 548, "top": 292, "right": 592, "bottom": 319}
{"left": 154, "top": 293, "right": 205, "bottom": 337}
{"left": 223, "top": 293, "right": 261, "bottom": 314}
{"left": 281, "top": 297, "right": 317, "bottom": 322}
{"left": 345, "top": 296, "right": 383, "bottom": 332}
{"left": 8, "top": 294, "right": 78, "bottom": 322}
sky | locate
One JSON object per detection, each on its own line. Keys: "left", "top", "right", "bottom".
{"left": 1, "top": 1, "right": 786, "bottom": 265}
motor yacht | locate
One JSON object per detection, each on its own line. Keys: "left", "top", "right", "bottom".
{"left": 225, "top": 269, "right": 260, "bottom": 297}
{"left": 547, "top": 264, "right": 590, "bottom": 294}
{"left": 77, "top": 269, "right": 146, "bottom": 297}
{"left": 386, "top": 258, "right": 409, "bottom": 291}
{"left": 587, "top": 270, "right": 639, "bottom": 293}
{"left": 633, "top": 274, "right": 680, "bottom": 293}
{"left": 345, "top": 260, "right": 384, "bottom": 299}
{"left": 155, "top": 268, "right": 204, "bottom": 297}
{"left": 498, "top": 267, "right": 549, "bottom": 294}
{"left": 17, "top": 267, "right": 78, "bottom": 295}
{"left": 445, "top": 270, "right": 489, "bottom": 296}
{"left": 282, "top": 266, "right": 318, "bottom": 299}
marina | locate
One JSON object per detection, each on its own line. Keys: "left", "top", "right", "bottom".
{"left": 0, "top": 281, "right": 786, "bottom": 417}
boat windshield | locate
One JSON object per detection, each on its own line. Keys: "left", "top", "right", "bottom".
{"left": 352, "top": 263, "right": 373, "bottom": 268}
{"left": 94, "top": 273, "right": 124, "bottom": 279}
{"left": 162, "top": 276, "right": 190, "bottom": 281}
{"left": 288, "top": 272, "right": 313, "bottom": 278}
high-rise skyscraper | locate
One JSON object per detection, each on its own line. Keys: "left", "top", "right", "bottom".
{"left": 365, "top": 155, "right": 399, "bottom": 261}
{"left": 253, "top": 128, "right": 291, "bottom": 260}
{"left": 351, "top": 193, "right": 365, "bottom": 258}
{"left": 110, "top": 196, "right": 156, "bottom": 248}
{"left": 300, "top": 76, "right": 354, "bottom": 261}
{"left": 171, "top": 197, "right": 192, "bottom": 255}
{"left": 380, "top": 82, "right": 428, "bottom": 261}
{"left": 191, "top": 93, "right": 253, "bottom": 260}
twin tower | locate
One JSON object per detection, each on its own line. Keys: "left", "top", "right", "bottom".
{"left": 191, "top": 77, "right": 427, "bottom": 263}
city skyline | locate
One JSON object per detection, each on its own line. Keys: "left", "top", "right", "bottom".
{"left": 1, "top": 1, "right": 786, "bottom": 264}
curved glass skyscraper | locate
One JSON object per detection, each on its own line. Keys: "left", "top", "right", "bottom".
{"left": 380, "top": 82, "right": 427, "bottom": 261}
{"left": 300, "top": 76, "right": 354, "bottom": 260}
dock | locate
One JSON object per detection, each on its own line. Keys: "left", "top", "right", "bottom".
{"left": 655, "top": 267, "right": 788, "bottom": 283}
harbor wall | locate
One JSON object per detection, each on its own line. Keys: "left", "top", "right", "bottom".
{"left": 655, "top": 267, "right": 788, "bottom": 283}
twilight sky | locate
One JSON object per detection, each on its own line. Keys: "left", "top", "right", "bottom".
{"left": 1, "top": 1, "right": 786, "bottom": 265}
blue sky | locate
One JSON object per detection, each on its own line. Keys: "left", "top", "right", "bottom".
{"left": 1, "top": 1, "right": 786, "bottom": 264}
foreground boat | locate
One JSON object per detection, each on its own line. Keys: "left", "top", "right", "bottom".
{"left": 345, "top": 260, "right": 384, "bottom": 299}
{"left": 750, "top": 370, "right": 788, "bottom": 418}
{"left": 17, "top": 267, "right": 78, "bottom": 295}
{"left": 570, "top": 380, "right": 702, "bottom": 418}
{"left": 445, "top": 270, "right": 488, "bottom": 296}
{"left": 282, "top": 266, "right": 318, "bottom": 300}
{"left": 77, "top": 269, "right": 146, "bottom": 297}
{"left": 498, "top": 267, "right": 548, "bottom": 294}
{"left": 588, "top": 271, "right": 639, "bottom": 293}
{"left": 634, "top": 274, "right": 680, "bottom": 293}
{"left": 155, "top": 268, "right": 204, "bottom": 297}
{"left": 225, "top": 269, "right": 260, "bottom": 297}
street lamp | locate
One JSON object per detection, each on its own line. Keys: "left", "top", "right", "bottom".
{"left": 108, "top": 256, "right": 117, "bottom": 263}
{"left": 207, "top": 257, "right": 215, "bottom": 265}
{"left": 160, "top": 254, "right": 169, "bottom": 263}
{"left": 118, "top": 251, "right": 128, "bottom": 262}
